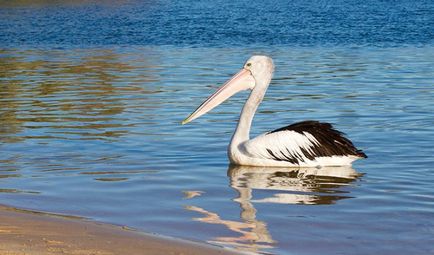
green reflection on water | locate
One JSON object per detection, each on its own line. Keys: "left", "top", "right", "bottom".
{"left": 0, "top": 48, "right": 160, "bottom": 142}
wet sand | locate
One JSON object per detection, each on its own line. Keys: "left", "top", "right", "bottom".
{"left": 0, "top": 205, "right": 239, "bottom": 255}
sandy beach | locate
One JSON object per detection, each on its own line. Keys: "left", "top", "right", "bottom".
{"left": 0, "top": 205, "right": 239, "bottom": 255}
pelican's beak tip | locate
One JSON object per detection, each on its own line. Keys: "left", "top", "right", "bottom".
{"left": 181, "top": 119, "right": 190, "bottom": 125}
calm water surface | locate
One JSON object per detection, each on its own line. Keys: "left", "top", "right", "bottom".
{"left": 1, "top": 1, "right": 434, "bottom": 255}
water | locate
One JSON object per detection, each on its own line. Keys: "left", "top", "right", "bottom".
{"left": 1, "top": 1, "right": 434, "bottom": 255}
{"left": 1, "top": 0, "right": 434, "bottom": 47}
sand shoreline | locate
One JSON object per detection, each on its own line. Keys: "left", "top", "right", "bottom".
{"left": 0, "top": 204, "right": 240, "bottom": 255}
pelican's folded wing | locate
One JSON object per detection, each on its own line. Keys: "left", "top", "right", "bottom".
{"left": 243, "top": 121, "right": 366, "bottom": 165}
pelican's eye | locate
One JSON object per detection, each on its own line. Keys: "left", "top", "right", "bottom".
{"left": 246, "top": 63, "right": 252, "bottom": 67}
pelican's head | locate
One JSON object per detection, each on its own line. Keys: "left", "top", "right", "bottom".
{"left": 243, "top": 55, "right": 274, "bottom": 82}
{"left": 182, "top": 55, "right": 274, "bottom": 125}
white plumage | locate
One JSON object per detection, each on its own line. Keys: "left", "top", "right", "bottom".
{"left": 232, "top": 128, "right": 361, "bottom": 167}
{"left": 246, "top": 131, "right": 318, "bottom": 161}
{"left": 183, "top": 56, "right": 366, "bottom": 167}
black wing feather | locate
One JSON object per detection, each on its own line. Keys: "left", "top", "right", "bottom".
{"left": 267, "top": 120, "right": 367, "bottom": 160}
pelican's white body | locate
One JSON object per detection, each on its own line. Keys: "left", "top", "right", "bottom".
{"left": 184, "top": 55, "right": 365, "bottom": 167}
{"left": 229, "top": 131, "right": 359, "bottom": 167}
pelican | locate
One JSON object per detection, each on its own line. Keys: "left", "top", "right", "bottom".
{"left": 182, "top": 55, "right": 366, "bottom": 167}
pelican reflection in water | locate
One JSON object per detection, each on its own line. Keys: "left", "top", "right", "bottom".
{"left": 185, "top": 165, "right": 362, "bottom": 254}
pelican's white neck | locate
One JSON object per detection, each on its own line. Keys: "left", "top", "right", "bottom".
{"left": 229, "top": 71, "right": 272, "bottom": 160}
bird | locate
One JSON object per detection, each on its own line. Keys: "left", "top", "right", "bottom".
{"left": 182, "top": 55, "right": 366, "bottom": 167}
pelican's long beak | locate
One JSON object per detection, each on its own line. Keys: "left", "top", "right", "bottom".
{"left": 182, "top": 68, "right": 255, "bottom": 125}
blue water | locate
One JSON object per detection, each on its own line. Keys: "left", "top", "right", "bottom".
{"left": 1, "top": 1, "right": 434, "bottom": 254}
{"left": 1, "top": 0, "right": 434, "bottom": 47}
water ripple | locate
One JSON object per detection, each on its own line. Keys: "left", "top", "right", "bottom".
{"left": 1, "top": 46, "right": 434, "bottom": 254}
